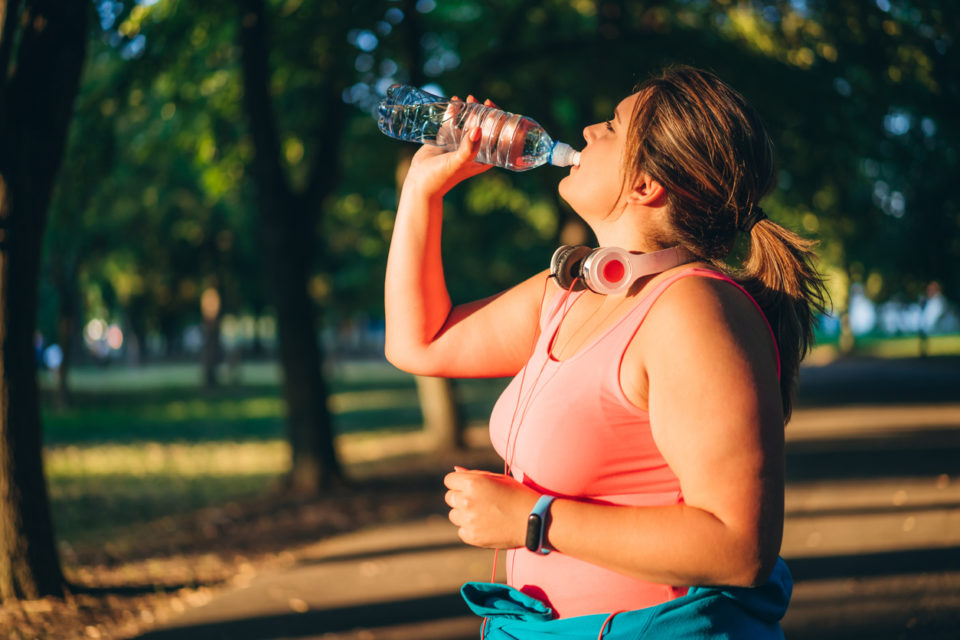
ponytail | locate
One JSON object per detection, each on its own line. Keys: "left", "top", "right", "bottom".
{"left": 732, "top": 216, "right": 829, "bottom": 423}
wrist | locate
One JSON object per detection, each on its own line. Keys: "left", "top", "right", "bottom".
{"left": 401, "top": 173, "right": 450, "bottom": 202}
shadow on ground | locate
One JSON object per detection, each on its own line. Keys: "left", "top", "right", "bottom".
{"left": 135, "top": 593, "right": 471, "bottom": 640}
{"left": 794, "top": 355, "right": 960, "bottom": 407}
{"left": 786, "top": 428, "right": 960, "bottom": 482}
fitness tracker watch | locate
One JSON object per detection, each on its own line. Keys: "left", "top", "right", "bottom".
{"left": 525, "top": 494, "right": 556, "bottom": 555}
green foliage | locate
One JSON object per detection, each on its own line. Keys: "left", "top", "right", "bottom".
{"left": 48, "top": 1, "right": 262, "bottom": 347}
{"left": 40, "top": 0, "right": 960, "bottom": 349}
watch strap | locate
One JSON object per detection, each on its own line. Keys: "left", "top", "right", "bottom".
{"left": 525, "top": 494, "right": 556, "bottom": 555}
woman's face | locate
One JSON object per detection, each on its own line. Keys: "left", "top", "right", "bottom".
{"left": 558, "top": 92, "right": 640, "bottom": 223}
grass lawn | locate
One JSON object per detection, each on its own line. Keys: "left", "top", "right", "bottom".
{"left": 806, "top": 332, "right": 960, "bottom": 364}
{"left": 39, "top": 359, "right": 509, "bottom": 552}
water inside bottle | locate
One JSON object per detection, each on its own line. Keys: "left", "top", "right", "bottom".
{"left": 377, "top": 85, "right": 564, "bottom": 171}
{"left": 378, "top": 102, "right": 448, "bottom": 143}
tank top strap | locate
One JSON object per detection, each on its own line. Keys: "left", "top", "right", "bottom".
{"left": 607, "top": 267, "right": 781, "bottom": 380}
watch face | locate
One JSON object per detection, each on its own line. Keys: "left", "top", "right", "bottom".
{"left": 525, "top": 513, "right": 543, "bottom": 552}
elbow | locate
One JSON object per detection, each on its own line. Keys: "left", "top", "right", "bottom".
{"left": 722, "top": 563, "right": 765, "bottom": 589}
{"left": 708, "top": 526, "right": 779, "bottom": 588}
{"left": 384, "top": 340, "right": 437, "bottom": 376}
{"left": 383, "top": 338, "right": 400, "bottom": 369}
{"left": 723, "top": 515, "right": 782, "bottom": 588}
{"left": 384, "top": 340, "right": 416, "bottom": 373}
{"left": 729, "top": 550, "right": 779, "bottom": 588}
{"left": 750, "top": 552, "right": 780, "bottom": 587}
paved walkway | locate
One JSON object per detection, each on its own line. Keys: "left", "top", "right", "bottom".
{"left": 137, "top": 357, "right": 960, "bottom": 640}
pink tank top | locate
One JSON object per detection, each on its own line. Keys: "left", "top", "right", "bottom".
{"left": 488, "top": 267, "right": 779, "bottom": 619}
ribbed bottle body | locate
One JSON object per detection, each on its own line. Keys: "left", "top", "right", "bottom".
{"left": 377, "top": 85, "right": 577, "bottom": 172}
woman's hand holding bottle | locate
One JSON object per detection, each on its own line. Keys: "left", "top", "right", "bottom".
{"left": 403, "top": 96, "right": 496, "bottom": 197}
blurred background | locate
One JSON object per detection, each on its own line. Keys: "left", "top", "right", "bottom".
{"left": 1, "top": 0, "right": 958, "bottom": 638}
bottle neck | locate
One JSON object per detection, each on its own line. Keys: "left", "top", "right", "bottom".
{"left": 549, "top": 141, "right": 580, "bottom": 167}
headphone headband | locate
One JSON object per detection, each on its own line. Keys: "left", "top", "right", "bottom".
{"left": 550, "top": 245, "right": 694, "bottom": 295}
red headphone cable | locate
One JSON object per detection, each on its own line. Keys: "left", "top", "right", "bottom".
{"left": 481, "top": 274, "right": 581, "bottom": 639}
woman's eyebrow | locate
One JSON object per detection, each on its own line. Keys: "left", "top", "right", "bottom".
{"left": 614, "top": 107, "right": 621, "bottom": 123}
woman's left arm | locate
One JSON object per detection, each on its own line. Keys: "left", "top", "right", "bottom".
{"left": 445, "top": 276, "right": 784, "bottom": 588}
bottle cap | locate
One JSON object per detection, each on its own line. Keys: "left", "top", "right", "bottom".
{"left": 549, "top": 142, "right": 581, "bottom": 167}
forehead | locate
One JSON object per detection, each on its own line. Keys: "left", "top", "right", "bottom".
{"left": 615, "top": 92, "right": 641, "bottom": 119}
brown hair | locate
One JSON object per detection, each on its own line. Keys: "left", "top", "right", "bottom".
{"left": 625, "top": 65, "right": 828, "bottom": 423}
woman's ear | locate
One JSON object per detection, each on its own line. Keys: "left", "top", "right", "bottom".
{"left": 629, "top": 172, "right": 667, "bottom": 207}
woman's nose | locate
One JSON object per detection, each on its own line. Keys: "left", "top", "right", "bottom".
{"left": 582, "top": 123, "right": 595, "bottom": 142}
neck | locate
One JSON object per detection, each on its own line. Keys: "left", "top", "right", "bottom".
{"left": 593, "top": 231, "right": 663, "bottom": 253}
{"left": 589, "top": 207, "right": 671, "bottom": 253}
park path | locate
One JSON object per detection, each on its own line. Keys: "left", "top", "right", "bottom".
{"left": 137, "top": 357, "right": 960, "bottom": 640}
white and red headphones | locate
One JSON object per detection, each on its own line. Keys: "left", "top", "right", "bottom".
{"left": 550, "top": 245, "right": 695, "bottom": 295}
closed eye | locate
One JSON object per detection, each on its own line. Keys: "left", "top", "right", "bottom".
{"left": 605, "top": 120, "right": 615, "bottom": 132}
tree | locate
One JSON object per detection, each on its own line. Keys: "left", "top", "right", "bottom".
{"left": 237, "top": 0, "right": 352, "bottom": 491}
{"left": 0, "top": 0, "right": 87, "bottom": 600}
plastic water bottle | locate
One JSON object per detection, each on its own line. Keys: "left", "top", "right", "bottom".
{"left": 377, "top": 84, "right": 580, "bottom": 172}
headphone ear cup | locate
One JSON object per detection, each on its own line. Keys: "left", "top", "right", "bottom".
{"left": 550, "top": 245, "right": 590, "bottom": 291}
{"left": 580, "top": 246, "right": 632, "bottom": 295}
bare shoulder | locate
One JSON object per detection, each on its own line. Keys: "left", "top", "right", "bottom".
{"left": 649, "top": 271, "right": 762, "bottom": 327}
{"left": 622, "top": 269, "right": 779, "bottom": 410}
{"left": 656, "top": 272, "right": 779, "bottom": 375}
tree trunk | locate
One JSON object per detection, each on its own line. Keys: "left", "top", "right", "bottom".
{"left": 55, "top": 292, "right": 75, "bottom": 408}
{"left": 201, "top": 286, "right": 222, "bottom": 388}
{"left": 838, "top": 309, "right": 855, "bottom": 356}
{"left": 50, "top": 254, "right": 78, "bottom": 408}
{"left": 838, "top": 266, "right": 856, "bottom": 356}
{"left": 267, "top": 211, "right": 340, "bottom": 490}
{"left": 415, "top": 376, "right": 465, "bottom": 452}
{"left": 250, "top": 305, "right": 266, "bottom": 358}
{"left": 0, "top": 0, "right": 87, "bottom": 601}
{"left": 237, "top": 0, "right": 344, "bottom": 492}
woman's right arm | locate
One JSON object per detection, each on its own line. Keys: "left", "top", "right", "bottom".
{"left": 384, "top": 107, "right": 551, "bottom": 379}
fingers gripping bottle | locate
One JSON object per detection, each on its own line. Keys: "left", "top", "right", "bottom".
{"left": 377, "top": 84, "right": 581, "bottom": 172}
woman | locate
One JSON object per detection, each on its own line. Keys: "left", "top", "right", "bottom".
{"left": 384, "top": 66, "right": 826, "bottom": 636}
